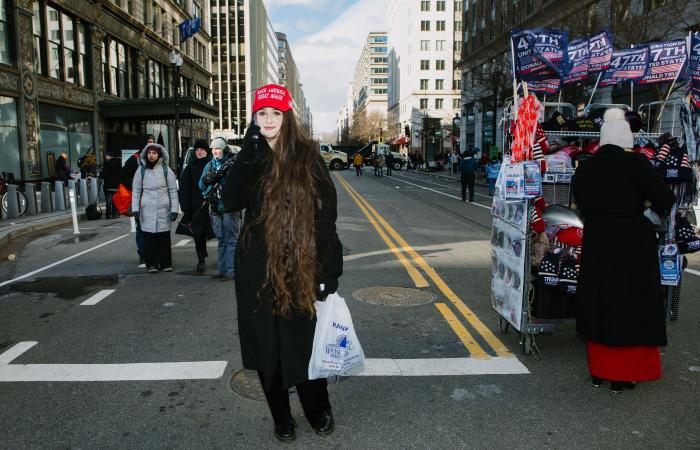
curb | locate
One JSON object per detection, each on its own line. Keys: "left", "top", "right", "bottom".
{"left": 0, "top": 208, "right": 91, "bottom": 248}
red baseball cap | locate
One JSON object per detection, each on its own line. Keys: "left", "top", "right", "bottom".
{"left": 252, "top": 84, "right": 293, "bottom": 113}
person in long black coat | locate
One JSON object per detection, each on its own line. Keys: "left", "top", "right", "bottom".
{"left": 100, "top": 150, "right": 122, "bottom": 219}
{"left": 55, "top": 152, "right": 70, "bottom": 183}
{"left": 178, "top": 140, "right": 213, "bottom": 272}
{"left": 572, "top": 108, "right": 675, "bottom": 393}
{"left": 223, "top": 84, "right": 342, "bottom": 442}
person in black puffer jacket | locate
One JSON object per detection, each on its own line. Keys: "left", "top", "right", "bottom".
{"left": 179, "top": 140, "right": 213, "bottom": 272}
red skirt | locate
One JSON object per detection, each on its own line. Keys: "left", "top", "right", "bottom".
{"left": 587, "top": 341, "right": 661, "bottom": 382}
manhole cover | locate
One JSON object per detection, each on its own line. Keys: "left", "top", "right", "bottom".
{"left": 230, "top": 369, "right": 265, "bottom": 402}
{"left": 353, "top": 286, "right": 436, "bottom": 306}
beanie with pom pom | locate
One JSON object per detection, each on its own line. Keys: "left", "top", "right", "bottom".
{"left": 600, "top": 108, "right": 634, "bottom": 149}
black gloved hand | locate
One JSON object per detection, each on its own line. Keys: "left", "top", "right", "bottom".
{"left": 170, "top": 212, "right": 178, "bottom": 222}
{"left": 203, "top": 170, "right": 220, "bottom": 186}
{"left": 319, "top": 278, "right": 338, "bottom": 300}
{"left": 240, "top": 124, "right": 262, "bottom": 164}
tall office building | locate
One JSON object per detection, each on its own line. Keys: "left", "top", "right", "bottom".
{"left": 387, "top": 0, "right": 462, "bottom": 158}
{"left": 210, "top": 0, "right": 279, "bottom": 140}
{"left": 277, "top": 32, "right": 313, "bottom": 133}
{"left": 336, "top": 82, "right": 354, "bottom": 144}
{"left": 0, "top": 0, "right": 216, "bottom": 180}
{"left": 352, "top": 32, "right": 389, "bottom": 117}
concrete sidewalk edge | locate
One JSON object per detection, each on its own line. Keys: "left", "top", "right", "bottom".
{"left": 0, "top": 206, "right": 100, "bottom": 249}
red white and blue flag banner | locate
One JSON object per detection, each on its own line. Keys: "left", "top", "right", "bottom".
{"left": 688, "top": 32, "right": 700, "bottom": 109}
{"left": 588, "top": 29, "right": 615, "bottom": 73}
{"left": 599, "top": 46, "right": 650, "bottom": 87}
{"left": 511, "top": 29, "right": 569, "bottom": 81}
{"left": 526, "top": 78, "right": 562, "bottom": 94}
{"left": 563, "top": 38, "right": 590, "bottom": 85}
{"left": 639, "top": 40, "right": 687, "bottom": 84}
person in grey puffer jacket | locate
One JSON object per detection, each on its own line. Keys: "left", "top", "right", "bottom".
{"left": 131, "top": 143, "right": 179, "bottom": 273}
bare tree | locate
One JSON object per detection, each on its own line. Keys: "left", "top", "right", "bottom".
{"left": 349, "top": 110, "right": 387, "bottom": 144}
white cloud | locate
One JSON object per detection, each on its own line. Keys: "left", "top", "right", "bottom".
{"left": 264, "top": 0, "right": 319, "bottom": 7}
{"left": 289, "top": 0, "right": 387, "bottom": 133}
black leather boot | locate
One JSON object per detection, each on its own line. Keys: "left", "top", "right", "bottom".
{"left": 273, "top": 417, "right": 296, "bottom": 443}
{"left": 313, "top": 409, "right": 335, "bottom": 436}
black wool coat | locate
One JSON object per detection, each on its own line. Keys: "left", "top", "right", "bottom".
{"left": 223, "top": 133, "right": 343, "bottom": 389}
{"left": 572, "top": 145, "right": 675, "bottom": 347}
{"left": 100, "top": 158, "right": 122, "bottom": 190}
{"left": 178, "top": 156, "right": 214, "bottom": 240}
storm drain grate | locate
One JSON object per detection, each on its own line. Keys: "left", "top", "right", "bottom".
{"left": 353, "top": 286, "right": 436, "bottom": 306}
{"left": 230, "top": 369, "right": 265, "bottom": 402}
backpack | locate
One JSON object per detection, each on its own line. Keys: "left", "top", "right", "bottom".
{"left": 85, "top": 203, "right": 102, "bottom": 220}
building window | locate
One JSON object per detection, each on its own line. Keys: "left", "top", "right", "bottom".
{"left": 436, "top": 0, "right": 446, "bottom": 11}
{"left": 421, "top": 1, "right": 430, "bottom": 11}
{"left": 420, "top": 20, "right": 430, "bottom": 31}
{"left": 454, "top": 40, "right": 462, "bottom": 51}
{"left": 455, "top": 1, "right": 463, "bottom": 11}
{"left": 371, "top": 78, "right": 387, "bottom": 84}
{"left": 0, "top": 96, "right": 20, "bottom": 179}
{"left": 33, "top": 2, "right": 44, "bottom": 74}
{"left": 436, "top": 40, "right": 445, "bottom": 51}
{"left": 436, "top": 20, "right": 446, "bottom": 31}
{"left": 420, "top": 79, "right": 429, "bottom": 90}
{"left": 77, "top": 23, "right": 89, "bottom": 86}
{"left": 420, "top": 60, "right": 430, "bottom": 70}
{"left": 526, "top": 0, "right": 534, "bottom": 14}
{"left": 453, "top": 98, "right": 460, "bottom": 110}
{"left": 453, "top": 79, "right": 462, "bottom": 89}
{"left": 147, "top": 59, "right": 162, "bottom": 98}
{"left": 372, "top": 46, "right": 387, "bottom": 53}
{"left": 371, "top": 67, "right": 388, "bottom": 73}
{"left": 435, "top": 79, "right": 444, "bottom": 90}
{"left": 435, "top": 98, "right": 444, "bottom": 109}
{"left": 193, "top": 1, "right": 202, "bottom": 19}
{"left": 0, "top": 0, "right": 11, "bottom": 66}
{"left": 420, "top": 98, "right": 428, "bottom": 109}
{"left": 420, "top": 40, "right": 430, "bottom": 51}
{"left": 436, "top": 60, "right": 445, "bottom": 70}
{"left": 455, "top": 21, "right": 463, "bottom": 31}
{"left": 40, "top": 5, "right": 90, "bottom": 87}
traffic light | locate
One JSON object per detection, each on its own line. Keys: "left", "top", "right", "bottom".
{"left": 404, "top": 125, "right": 410, "bottom": 136}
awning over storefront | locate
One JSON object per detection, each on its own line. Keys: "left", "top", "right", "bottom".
{"left": 99, "top": 97, "right": 218, "bottom": 121}
{"left": 391, "top": 136, "right": 408, "bottom": 145}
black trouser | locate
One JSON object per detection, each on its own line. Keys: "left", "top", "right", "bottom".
{"left": 258, "top": 366, "right": 330, "bottom": 426}
{"left": 143, "top": 231, "right": 172, "bottom": 268}
{"left": 461, "top": 173, "right": 475, "bottom": 201}
{"left": 194, "top": 233, "right": 208, "bottom": 260}
{"left": 355, "top": 166, "right": 362, "bottom": 176}
{"left": 104, "top": 187, "right": 117, "bottom": 218}
{"left": 386, "top": 163, "right": 392, "bottom": 176}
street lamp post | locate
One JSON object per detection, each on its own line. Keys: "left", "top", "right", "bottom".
{"left": 452, "top": 113, "right": 461, "bottom": 155}
{"left": 169, "top": 50, "right": 183, "bottom": 165}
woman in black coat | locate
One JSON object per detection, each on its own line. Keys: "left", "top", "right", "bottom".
{"left": 572, "top": 108, "right": 675, "bottom": 393}
{"left": 223, "top": 84, "right": 342, "bottom": 442}
{"left": 178, "top": 140, "right": 213, "bottom": 272}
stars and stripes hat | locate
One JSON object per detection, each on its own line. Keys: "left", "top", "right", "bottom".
{"left": 538, "top": 249, "right": 561, "bottom": 287}
{"left": 675, "top": 215, "right": 700, "bottom": 254}
{"left": 558, "top": 257, "right": 579, "bottom": 295}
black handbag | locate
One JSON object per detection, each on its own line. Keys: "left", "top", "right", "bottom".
{"left": 175, "top": 200, "right": 208, "bottom": 238}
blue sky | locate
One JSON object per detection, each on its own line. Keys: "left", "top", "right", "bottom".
{"left": 263, "top": 0, "right": 387, "bottom": 134}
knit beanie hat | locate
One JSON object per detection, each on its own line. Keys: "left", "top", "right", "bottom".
{"left": 538, "top": 248, "right": 562, "bottom": 287}
{"left": 193, "top": 139, "right": 210, "bottom": 152}
{"left": 555, "top": 226, "right": 583, "bottom": 247}
{"left": 210, "top": 136, "right": 229, "bottom": 151}
{"left": 675, "top": 215, "right": 700, "bottom": 254}
{"left": 600, "top": 108, "right": 634, "bottom": 149}
{"left": 558, "top": 256, "right": 579, "bottom": 295}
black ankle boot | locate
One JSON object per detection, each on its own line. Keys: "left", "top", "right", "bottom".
{"left": 591, "top": 376, "right": 603, "bottom": 387}
{"left": 196, "top": 258, "right": 206, "bottom": 272}
{"left": 273, "top": 417, "right": 296, "bottom": 442}
{"left": 313, "top": 409, "right": 335, "bottom": 436}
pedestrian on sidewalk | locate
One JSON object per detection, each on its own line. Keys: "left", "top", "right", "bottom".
{"left": 385, "top": 150, "right": 394, "bottom": 176}
{"left": 372, "top": 152, "right": 380, "bottom": 176}
{"left": 200, "top": 136, "right": 241, "bottom": 281}
{"left": 572, "top": 108, "right": 676, "bottom": 393}
{"left": 55, "top": 152, "right": 70, "bottom": 183}
{"left": 100, "top": 150, "right": 121, "bottom": 218}
{"left": 377, "top": 152, "right": 385, "bottom": 177}
{"left": 121, "top": 134, "right": 155, "bottom": 264}
{"left": 131, "top": 143, "right": 179, "bottom": 273}
{"left": 179, "top": 139, "right": 213, "bottom": 272}
{"left": 353, "top": 152, "right": 364, "bottom": 176}
{"left": 486, "top": 153, "right": 502, "bottom": 196}
{"left": 452, "top": 149, "right": 460, "bottom": 174}
{"left": 459, "top": 150, "right": 478, "bottom": 202}
{"left": 223, "top": 84, "right": 343, "bottom": 442}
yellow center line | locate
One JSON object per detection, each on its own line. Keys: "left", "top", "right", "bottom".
{"left": 339, "top": 174, "right": 512, "bottom": 358}
{"left": 335, "top": 174, "right": 429, "bottom": 288}
{"left": 434, "top": 303, "right": 488, "bottom": 359}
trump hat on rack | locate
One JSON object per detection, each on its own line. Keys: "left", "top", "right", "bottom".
{"left": 252, "top": 84, "right": 293, "bottom": 113}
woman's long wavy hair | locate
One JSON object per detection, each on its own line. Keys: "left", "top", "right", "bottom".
{"left": 254, "top": 110, "right": 330, "bottom": 318}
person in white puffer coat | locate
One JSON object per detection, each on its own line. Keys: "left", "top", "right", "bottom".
{"left": 131, "top": 143, "right": 179, "bottom": 273}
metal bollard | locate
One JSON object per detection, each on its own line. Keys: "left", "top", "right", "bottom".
{"left": 24, "top": 183, "right": 37, "bottom": 216}
{"left": 97, "top": 179, "right": 105, "bottom": 202}
{"left": 41, "top": 182, "right": 52, "bottom": 213}
{"left": 78, "top": 178, "right": 89, "bottom": 206}
{"left": 54, "top": 181, "right": 65, "bottom": 211}
{"left": 5, "top": 184, "right": 20, "bottom": 219}
{"left": 88, "top": 177, "right": 98, "bottom": 204}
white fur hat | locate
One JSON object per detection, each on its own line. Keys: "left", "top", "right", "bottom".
{"left": 599, "top": 108, "right": 633, "bottom": 149}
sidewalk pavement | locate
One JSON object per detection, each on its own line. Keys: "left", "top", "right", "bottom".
{"left": 0, "top": 205, "right": 104, "bottom": 248}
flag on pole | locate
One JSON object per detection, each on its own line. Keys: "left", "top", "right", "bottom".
{"left": 688, "top": 32, "right": 700, "bottom": 109}
{"left": 179, "top": 18, "right": 202, "bottom": 42}
{"left": 639, "top": 40, "right": 687, "bottom": 85}
{"left": 511, "top": 29, "right": 569, "bottom": 81}
{"left": 563, "top": 38, "right": 590, "bottom": 85}
{"left": 588, "top": 29, "right": 615, "bottom": 72}
{"left": 599, "top": 46, "right": 650, "bottom": 87}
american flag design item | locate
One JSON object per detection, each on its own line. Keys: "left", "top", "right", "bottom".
{"left": 558, "top": 258, "right": 579, "bottom": 295}
{"left": 538, "top": 250, "right": 561, "bottom": 286}
{"left": 564, "top": 38, "right": 590, "bottom": 85}
{"left": 675, "top": 215, "right": 700, "bottom": 254}
{"left": 640, "top": 40, "right": 687, "bottom": 85}
{"left": 588, "top": 29, "right": 615, "bottom": 72}
{"left": 600, "top": 46, "right": 650, "bottom": 87}
{"left": 688, "top": 32, "right": 700, "bottom": 106}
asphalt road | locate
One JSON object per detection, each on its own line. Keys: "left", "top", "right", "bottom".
{"left": 1, "top": 167, "right": 698, "bottom": 449}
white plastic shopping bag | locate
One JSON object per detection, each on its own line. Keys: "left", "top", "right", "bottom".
{"left": 308, "top": 292, "right": 365, "bottom": 379}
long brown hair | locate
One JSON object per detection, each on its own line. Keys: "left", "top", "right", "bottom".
{"left": 255, "top": 110, "right": 330, "bottom": 318}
